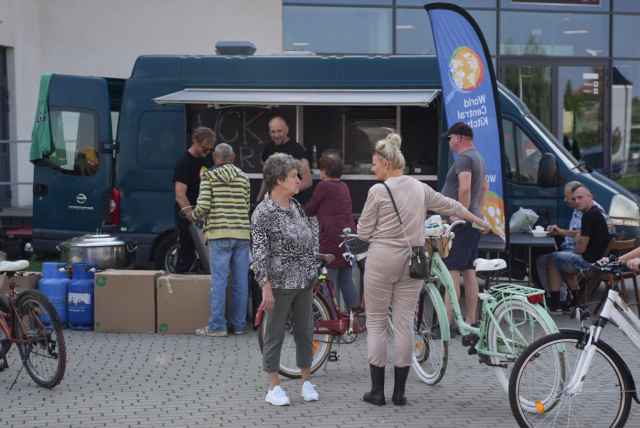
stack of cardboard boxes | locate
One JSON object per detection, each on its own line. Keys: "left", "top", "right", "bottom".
{"left": 2, "top": 253, "right": 218, "bottom": 334}
{"left": 94, "top": 271, "right": 213, "bottom": 334}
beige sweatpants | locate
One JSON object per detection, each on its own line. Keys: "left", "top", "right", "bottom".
{"left": 364, "top": 244, "right": 423, "bottom": 367}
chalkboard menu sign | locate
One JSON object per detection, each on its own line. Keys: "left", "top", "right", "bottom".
{"left": 187, "top": 104, "right": 297, "bottom": 173}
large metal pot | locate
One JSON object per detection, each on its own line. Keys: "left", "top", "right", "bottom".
{"left": 57, "top": 234, "right": 137, "bottom": 269}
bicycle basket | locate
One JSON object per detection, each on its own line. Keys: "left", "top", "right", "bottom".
{"left": 345, "top": 237, "right": 370, "bottom": 255}
{"left": 424, "top": 235, "right": 453, "bottom": 259}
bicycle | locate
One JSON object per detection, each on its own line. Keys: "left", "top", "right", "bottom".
{"left": 255, "top": 229, "right": 367, "bottom": 378}
{"left": 387, "top": 220, "right": 559, "bottom": 393}
{"left": 509, "top": 258, "right": 640, "bottom": 427}
{"left": 0, "top": 260, "right": 67, "bottom": 388}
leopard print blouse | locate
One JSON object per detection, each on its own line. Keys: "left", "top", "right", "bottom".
{"left": 251, "top": 194, "right": 316, "bottom": 290}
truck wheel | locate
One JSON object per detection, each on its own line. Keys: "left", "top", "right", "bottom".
{"left": 153, "top": 235, "right": 178, "bottom": 272}
{"left": 153, "top": 234, "right": 201, "bottom": 273}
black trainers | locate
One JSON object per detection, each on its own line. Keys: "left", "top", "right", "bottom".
{"left": 548, "top": 301, "right": 572, "bottom": 316}
{"left": 548, "top": 304, "right": 564, "bottom": 316}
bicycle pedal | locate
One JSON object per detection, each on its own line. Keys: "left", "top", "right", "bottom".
{"left": 328, "top": 350, "right": 339, "bottom": 362}
{"left": 350, "top": 305, "right": 365, "bottom": 314}
{"left": 461, "top": 333, "right": 479, "bottom": 348}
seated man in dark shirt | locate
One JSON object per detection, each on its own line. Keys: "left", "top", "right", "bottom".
{"left": 547, "top": 184, "right": 615, "bottom": 315}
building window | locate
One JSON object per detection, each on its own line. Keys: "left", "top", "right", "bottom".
{"left": 395, "top": 9, "right": 496, "bottom": 55}
{"left": 613, "top": 15, "right": 640, "bottom": 59}
{"left": 284, "top": 6, "right": 392, "bottom": 54}
{"left": 500, "top": 11, "right": 609, "bottom": 57}
{"left": 612, "top": 60, "right": 640, "bottom": 192}
{"left": 614, "top": 0, "right": 640, "bottom": 13}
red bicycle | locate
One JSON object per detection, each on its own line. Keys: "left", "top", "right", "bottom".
{"left": 255, "top": 230, "right": 367, "bottom": 378}
{"left": 0, "top": 260, "right": 66, "bottom": 388}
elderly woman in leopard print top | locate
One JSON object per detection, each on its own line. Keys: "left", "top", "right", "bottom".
{"left": 251, "top": 153, "right": 319, "bottom": 406}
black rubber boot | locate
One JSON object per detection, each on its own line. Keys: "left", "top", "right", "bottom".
{"left": 392, "top": 366, "right": 410, "bottom": 405}
{"left": 363, "top": 364, "right": 386, "bottom": 406}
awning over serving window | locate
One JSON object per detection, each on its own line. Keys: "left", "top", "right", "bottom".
{"left": 153, "top": 88, "right": 440, "bottom": 106}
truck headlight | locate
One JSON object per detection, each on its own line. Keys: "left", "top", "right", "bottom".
{"left": 609, "top": 194, "right": 640, "bottom": 226}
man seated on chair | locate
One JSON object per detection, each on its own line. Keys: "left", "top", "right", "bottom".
{"left": 547, "top": 184, "right": 616, "bottom": 315}
{"left": 536, "top": 181, "right": 605, "bottom": 305}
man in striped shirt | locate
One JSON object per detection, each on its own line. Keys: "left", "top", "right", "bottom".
{"left": 189, "top": 143, "right": 251, "bottom": 337}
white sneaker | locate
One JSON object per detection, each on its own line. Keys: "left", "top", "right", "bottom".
{"left": 265, "top": 386, "right": 291, "bottom": 406}
{"left": 301, "top": 381, "right": 319, "bottom": 402}
{"left": 195, "top": 326, "right": 227, "bottom": 337}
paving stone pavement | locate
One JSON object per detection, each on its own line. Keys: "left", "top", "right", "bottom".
{"left": 2, "top": 297, "right": 640, "bottom": 427}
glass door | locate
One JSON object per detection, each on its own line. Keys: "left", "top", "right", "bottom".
{"left": 499, "top": 60, "right": 610, "bottom": 176}
{"left": 558, "top": 66, "right": 606, "bottom": 174}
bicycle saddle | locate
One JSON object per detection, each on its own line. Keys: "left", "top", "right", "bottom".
{"left": 314, "top": 253, "right": 336, "bottom": 265}
{"left": 473, "top": 258, "right": 506, "bottom": 272}
{"left": 0, "top": 260, "right": 29, "bottom": 273}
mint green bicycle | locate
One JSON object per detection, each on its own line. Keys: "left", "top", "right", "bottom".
{"left": 387, "top": 220, "right": 559, "bottom": 393}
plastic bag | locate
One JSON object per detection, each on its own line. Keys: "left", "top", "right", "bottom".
{"left": 509, "top": 207, "right": 539, "bottom": 233}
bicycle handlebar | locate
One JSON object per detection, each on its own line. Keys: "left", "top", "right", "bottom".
{"left": 584, "top": 257, "right": 628, "bottom": 275}
{"left": 338, "top": 227, "right": 359, "bottom": 248}
{"left": 432, "top": 220, "right": 485, "bottom": 239}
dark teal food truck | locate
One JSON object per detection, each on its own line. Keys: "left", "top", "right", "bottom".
{"left": 30, "top": 54, "right": 640, "bottom": 269}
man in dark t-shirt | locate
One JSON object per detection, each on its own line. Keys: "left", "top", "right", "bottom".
{"left": 172, "top": 127, "right": 215, "bottom": 273}
{"left": 547, "top": 184, "right": 613, "bottom": 315}
{"left": 256, "top": 117, "right": 312, "bottom": 205}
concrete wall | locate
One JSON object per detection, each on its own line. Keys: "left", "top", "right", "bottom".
{"left": 0, "top": 0, "right": 282, "bottom": 207}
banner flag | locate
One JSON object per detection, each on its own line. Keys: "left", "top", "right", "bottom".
{"left": 426, "top": 3, "right": 507, "bottom": 241}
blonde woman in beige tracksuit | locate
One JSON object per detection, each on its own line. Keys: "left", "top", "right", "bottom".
{"left": 358, "top": 132, "right": 491, "bottom": 406}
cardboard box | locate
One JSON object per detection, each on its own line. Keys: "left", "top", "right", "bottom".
{"left": 156, "top": 274, "right": 212, "bottom": 334}
{"left": 94, "top": 270, "right": 162, "bottom": 333}
{"left": 0, "top": 271, "right": 40, "bottom": 295}
{"left": 14, "top": 271, "right": 41, "bottom": 292}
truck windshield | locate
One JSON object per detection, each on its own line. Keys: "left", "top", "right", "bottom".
{"left": 525, "top": 114, "right": 583, "bottom": 171}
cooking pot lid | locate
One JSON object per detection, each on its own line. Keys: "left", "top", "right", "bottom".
{"left": 61, "top": 234, "right": 129, "bottom": 247}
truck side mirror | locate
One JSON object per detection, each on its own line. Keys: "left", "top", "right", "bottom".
{"left": 537, "top": 153, "right": 560, "bottom": 188}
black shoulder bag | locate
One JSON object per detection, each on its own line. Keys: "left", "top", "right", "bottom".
{"left": 382, "top": 183, "right": 430, "bottom": 279}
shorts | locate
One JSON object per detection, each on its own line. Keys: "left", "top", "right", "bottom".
{"left": 443, "top": 225, "right": 482, "bottom": 271}
{"left": 550, "top": 251, "right": 589, "bottom": 273}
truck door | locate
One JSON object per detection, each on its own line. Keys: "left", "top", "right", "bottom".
{"left": 503, "top": 117, "right": 562, "bottom": 227}
{"left": 33, "top": 75, "right": 113, "bottom": 252}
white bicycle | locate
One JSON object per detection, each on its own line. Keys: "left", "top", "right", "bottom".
{"left": 509, "top": 258, "right": 640, "bottom": 427}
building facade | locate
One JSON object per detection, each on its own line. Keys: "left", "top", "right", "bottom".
{"left": 284, "top": 0, "right": 640, "bottom": 194}
{"left": 0, "top": 0, "right": 282, "bottom": 208}
{"left": 1, "top": 0, "right": 639, "bottom": 209}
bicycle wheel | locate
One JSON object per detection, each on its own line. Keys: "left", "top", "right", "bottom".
{"left": 486, "top": 298, "right": 555, "bottom": 393}
{"left": 387, "top": 285, "right": 448, "bottom": 385}
{"left": 258, "top": 296, "right": 334, "bottom": 379}
{"left": 509, "top": 331, "right": 632, "bottom": 428}
{"left": 13, "top": 290, "right": 66, "bottom": 388}
{"left": 0, "top": 295, "right": 11, "bottom": 355}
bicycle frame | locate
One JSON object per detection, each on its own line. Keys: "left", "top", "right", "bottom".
{"left": 566, "top": 288, "right": 640, "bottom": 395}
{"left": 427, "top": 237, "right": 558, "bottom": 358}
{"left": 1, "top": 278, "right": 31, "bottom": 345}
{"left": 313, "top": 268, "right": 366, "bottom": 336}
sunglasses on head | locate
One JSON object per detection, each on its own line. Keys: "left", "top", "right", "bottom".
{"left": 373, "top": 149, "right": 388, "bottom": 161}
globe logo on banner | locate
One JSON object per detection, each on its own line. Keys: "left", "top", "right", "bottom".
{"left": 449, "top": 47, "right": 484, "bottom": 91}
